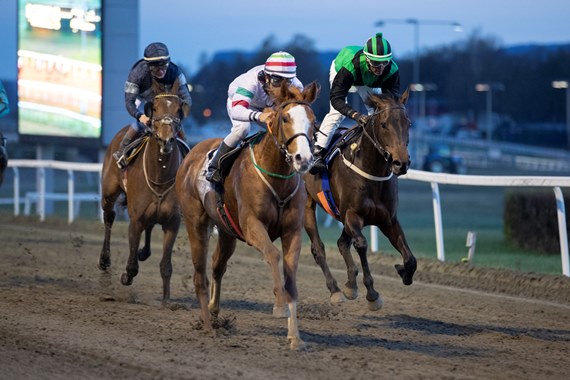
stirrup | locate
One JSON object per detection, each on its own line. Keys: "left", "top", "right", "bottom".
{"left": 205, "top": 168, "right": 222, "bottom": 184}
{"left": 113, "top": 151, "right": 127, "bottom": 169}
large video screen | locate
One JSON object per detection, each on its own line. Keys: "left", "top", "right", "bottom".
{"left": 18, "top": 0, "right": 102, "bottom": 139}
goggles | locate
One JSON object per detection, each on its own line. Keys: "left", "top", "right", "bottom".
{"left": 268, "top": 75, "right": 293, "bottom": 87}
{"left": 149, "top": 62, "right": 169, "bottom": 72}
{"left": 366, "top": 58, "right": 390, "bottom": 70}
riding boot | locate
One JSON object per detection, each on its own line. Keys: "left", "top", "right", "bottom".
{"left": 309, "top": 145, "right": 327, "bottom": 174}
{"left": 113, "top": 128, "right": 139, "bottom": 169}
{"left": 205, "top": 142, "right": 233, "bottom": 184}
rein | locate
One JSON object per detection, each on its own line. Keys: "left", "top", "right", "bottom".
{"left": 341, "top": 105, "right": 405, "bottom": 182}
{"left": 248, "top": 99, "right": 310, "bottom": 218}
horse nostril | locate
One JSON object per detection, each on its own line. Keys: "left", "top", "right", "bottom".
{"left": 392, "top": 160, "right": 402, "bottom": 169}
{"left": 295, "top": 153, "right": 303, "bottom": 163}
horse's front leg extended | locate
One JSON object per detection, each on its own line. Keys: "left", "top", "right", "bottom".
{"left": 99, "top": 194, "right": 118, "bottom": 270}
{"left": 303, "top": 198, "right": 344, "bottom": 302}
{"left": 138, "top": 225, "right": 154, "bottom": 262}
{"left": 281, "top": 230, "right": 305, "bottom": 351}
{"left": 243, "top": 219, "right": 287, "bottom": 317}
{"left": 343, "top": 211, "right": 382, "bottom": 310}
{"left": 121, "top": 220, "right": 144, "bottom": 285}
{"left": 378, "top": 217, "right": 417, "bottom": 286}
{"left": 159, "top": 219, "right": 180, "bottom": 304}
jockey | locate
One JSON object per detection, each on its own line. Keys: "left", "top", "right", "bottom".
{"left": 310, "top": 33, "right": 401, "bottom": 174}
{"left": 205, "top": 51, "right": 304, "bottom": 184}
{"left": 113, "top": 42, "right": 192, "bottom": 168}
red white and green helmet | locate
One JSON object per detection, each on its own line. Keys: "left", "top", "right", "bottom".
{"left": 363, "top": 33, "right": 392, "bottom": 62}
{"left": 264, "top": 51, "right": 297, "bottom": 78}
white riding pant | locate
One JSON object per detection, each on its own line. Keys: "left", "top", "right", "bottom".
{"left": 222, "top": 97, "right": 255, "bottom": 148}
{"left": 315, "top": 61, "right": 381, "bottom": 149}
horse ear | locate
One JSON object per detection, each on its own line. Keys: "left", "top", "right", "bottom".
{"left": 180, "top": 103, "right": 191, "bottom": 119}
{"left": 400, "top": 87, "right": 410, "bottom": 105}
{"left": 144, "top": 102, "right": 154, "bottom": 117}
{"left": 302, "top": 81, "right": 320, "bottom": 104}
{"left": 171, "top": 78, "right": 180, "bottom": 94}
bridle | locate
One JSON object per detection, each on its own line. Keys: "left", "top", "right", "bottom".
{"left": 360, "top": 105, "right": 408, "bottom": 164}
{"left": 268, "top": 100, "right": 313, "bottom": 165}
{"left": 149, "top": 93, "right": 182, "bottom": 141}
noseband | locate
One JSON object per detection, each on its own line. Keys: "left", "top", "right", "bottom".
{"left": 270, "top": 100, "right": 313, "bottom": 164}
{"left": 150, "top": 93, "right": 182, "bottom": 137}
{"left": 360, "top": 105, "right": 407, "bottom": 164}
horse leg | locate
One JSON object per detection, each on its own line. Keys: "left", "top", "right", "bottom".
{"left": 185, "top": 213, "right": 213, "bottom": 332}
{"left": 244, "top": 220, "right": 288, "bottom": 318}
{"left": 378, "top": 218, "right": 417, "bottom": 285}
{"left": 303, "top": 198, "right": 344, "bottom": 303}
{"left": 99, "top": 194, "right": 119, "bottom": 270}
{"left": 159, "top": 219, "right": 180, "bottom": 304}
{"left": 344, "top": 211, "right": 383, "bottom": 310}
{"left": 336, "top": 229, "right": 360, "bottom": 300}
{"left": 121, "top": 220, "right": 144, "bottom": 286}
{"left": 281, "top": 230, "right": 305, "bottom": 350}
{"left": 208, "top": 230, "right": 236, "bottom": 316}
{"left": 138, "top": 225, "right": 154, "bottom": 262}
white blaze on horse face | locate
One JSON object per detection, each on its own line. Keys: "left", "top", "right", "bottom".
{"left": 287, "top": 105, "right": 313, "bottom": 172}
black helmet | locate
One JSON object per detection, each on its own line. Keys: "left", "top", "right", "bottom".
{"left": 363, "top": 33, "right": 392, "bottom": 63}
{"left": 143, "top": 42, "right": 170, "bottom": 64}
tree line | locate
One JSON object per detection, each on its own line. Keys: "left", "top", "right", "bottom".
{"left": 184, "top": 31, "right": 570, "bottom": 135}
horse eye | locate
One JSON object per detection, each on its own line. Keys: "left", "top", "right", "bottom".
{"left": 283, "top": 115, "right": 290, "bottom": 123}
{"left": 381, "top": 122, "right": 388, "bottom": 129}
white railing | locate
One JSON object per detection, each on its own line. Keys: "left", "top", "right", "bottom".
{"left": 369, "top": 169, "right": 570, "bottom": 277}
{"left": 4, "top": 159, "right": 103, "bottom": 223}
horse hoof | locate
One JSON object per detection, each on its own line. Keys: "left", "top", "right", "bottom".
{"left": 138, "top": 248, "right": 151, "bottom": 261}
{"left": 288, "top": 336, "right": 307, "bottom": 351}
{"left": 330, "top": 291, "right": 347, "bottom": 304}
{"left": 272, "top": 305, "right": 289, "bottom": 318}
{"left": 98, "top": 258, "right": 110, "bottom": 271}
{"left": 120, "top": 273, "right": 133, "bottom": 286}
{"left": 395, "top": 263, "right": 415, "bottom": 285}
{"left": 342, "top": 286, "right": 358, "bottom": 300}
{"left": 367, "top": 295, "right": 384, "bottom": 311}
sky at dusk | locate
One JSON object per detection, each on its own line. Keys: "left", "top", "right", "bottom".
{"left": 140, "top": 0, "right": 570, "bottom": 74}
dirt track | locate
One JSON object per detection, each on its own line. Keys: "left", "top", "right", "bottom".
{"left": 0, "top": 215, "right": 569, "bottom": 379}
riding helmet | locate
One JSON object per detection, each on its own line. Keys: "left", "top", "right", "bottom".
{"left": 363, "top": 33, "right": 392, "bottom": 62}
{"left": 264, "top": 51, "right": 296, "bottom": 78}
{"left": 143, "top": 42, "right": 170, "bottom": 64}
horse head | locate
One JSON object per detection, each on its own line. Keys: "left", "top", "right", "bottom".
{"left": 366, "top": 88, "right": 411, "bottom": 175}
{"left": 144, "top": 79, "right": 191, "bottom": 155}
{"left": 264, "top": 81, "right": 320, "bottom": 173}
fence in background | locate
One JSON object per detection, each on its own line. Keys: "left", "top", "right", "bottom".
{"left": 2, "top": 160, "right": 569, "bottom": 276}
{"left": 3, "top": 159, "right": 102, "bottom": 223}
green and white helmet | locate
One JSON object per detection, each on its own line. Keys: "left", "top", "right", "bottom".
{"left": 363, "top": 33, "right": 392, "bottom": 62}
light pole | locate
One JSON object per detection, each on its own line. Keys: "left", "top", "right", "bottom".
{"left": 552, "top": 80, "right": 570, "bottom": 150}
{"left": 374, "top": 18, "right": 462, "bottom": 88}
{"left": 475, "top": 83, "right": 504, "bottom": 143}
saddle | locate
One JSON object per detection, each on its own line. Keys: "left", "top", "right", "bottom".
{"left": 314, "top": 125, "right": 363, "bottom": 220}
{"left": 321, "top": 125, "right": 362, "bottom": 169}
{"left": 122, "top": 133, "right": 190, "bottom": 168}
{"left": 211, "top": 131, "right": 266, "bottom": 181}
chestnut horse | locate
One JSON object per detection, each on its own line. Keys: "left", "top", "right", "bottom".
{"left": 176, "top": 82, "right": 319, "bottom": 350}
{"left": 303, "top": 90, "right": 417, "bottom": 310}
{"left": 99, "top": 79, "right": 190, "bottom": 303}
{"left": 0, "top": 131, "right": 7, "bottom": 187}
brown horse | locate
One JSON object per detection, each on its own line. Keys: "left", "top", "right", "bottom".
{"left": 303, "top": 89, "right": 417, "bottom": 310}
{"left": 176, "top": 82, "right": 319, "bottom": 350}
{"left": 0, "top": 131, "right": 7, "bottom": 187}
{"left": 99, "top": 79, "right": 190, "bottom": 303}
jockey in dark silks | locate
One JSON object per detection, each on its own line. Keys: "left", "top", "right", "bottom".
{"left": 310, "top": 32, "right": 401, "bottom": 174}
{"left": 113, "top": 42, "right": 192, "bottom": 168}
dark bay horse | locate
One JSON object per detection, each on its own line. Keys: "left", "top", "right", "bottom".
{"left": 175, "top": 82, "right": 319, "bottom": 350}
{"left": 99, "top": 79, "right": 190, "bottom": 303}
{"left": 0, "top": 131, "right": 7, "bottom": 187}
{"left": 303, "top": 89, "right": 417, "bottom": 310}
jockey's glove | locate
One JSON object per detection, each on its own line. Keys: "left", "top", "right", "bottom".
{"left": 356, "top": 114, "right": 370, "bottom": 127}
